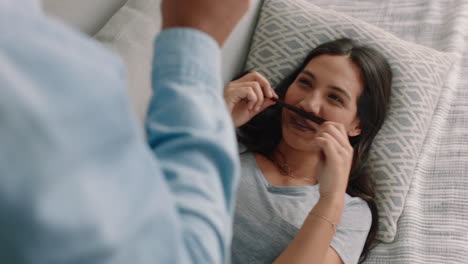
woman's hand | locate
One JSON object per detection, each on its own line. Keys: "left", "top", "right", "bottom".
{"left": 224, "top": 72, "right": 278, "bottom": 128}
{"left": 314, "top": 122, "right": 354, "bottom": 199}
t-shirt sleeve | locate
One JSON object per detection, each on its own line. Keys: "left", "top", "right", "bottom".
{"left": 237, "top": 141, "right": 248, "bottom": 153}
{"left": 330, "top": 198, "right": 372, "bottom": 264}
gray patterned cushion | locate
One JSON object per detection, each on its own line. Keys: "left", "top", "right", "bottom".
{"left": 244, "top": 0, "right": 455, "bottom": 242}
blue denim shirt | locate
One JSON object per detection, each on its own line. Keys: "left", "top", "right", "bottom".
{"left": 0, "top": 1, "right": 239, "bottom": 263}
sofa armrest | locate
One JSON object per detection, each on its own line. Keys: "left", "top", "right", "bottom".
{"left": 221, "top": 0, "right": 264, "bottom": 85}
{"left": 42, "top": 0, "right": 127, "bottom": 35}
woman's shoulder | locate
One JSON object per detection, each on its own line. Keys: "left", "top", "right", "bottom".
{"left": 239, "top": 147, "right": 253, "bottom": 163}
{"left": 238, "top": 143, "right": 256, "bottom": 167}
{"left": 238, "top": 148, "right": 261, "bottom": 180}
{"left": 344, "top": 194, "right": 368, "bottom": 207}
{"left": 340, "top": 194, "right": 372, "bottom": 231}
{"left": 332, "top": 195, "right": 373, "bottom": 264}
{"left": 237, "top": 141, "right": 248, "bottom": 154}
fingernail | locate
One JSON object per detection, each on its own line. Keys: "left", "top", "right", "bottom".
{"left": 255, "top": 106, "right": 261, "bottom": 111}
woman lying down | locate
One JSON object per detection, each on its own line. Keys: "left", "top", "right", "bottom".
{"left": 224, "top": 38, "right": 392, "bottom": 264}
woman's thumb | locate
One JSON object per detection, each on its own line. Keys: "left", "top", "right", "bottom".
{"left": 260, "top": 98, "right": 277, "bottom": 111}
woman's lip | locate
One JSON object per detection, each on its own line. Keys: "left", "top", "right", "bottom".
{"left": 290, "top": 114, "right": 316, "bottom": 131}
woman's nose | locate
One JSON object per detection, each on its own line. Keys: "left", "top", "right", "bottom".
{"left": 299, "top": 93, "right": 321, "bottom": 115}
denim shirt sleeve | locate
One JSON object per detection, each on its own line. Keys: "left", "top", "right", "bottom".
{"left": 147, "top": 28, "right": 240, "bottom": 263}
{"left": 0, "top": 2, "right": 239, "bottom": 263}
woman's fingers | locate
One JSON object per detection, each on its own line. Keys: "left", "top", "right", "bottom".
{"left": 314, "top": 132, "right": 341, "bottom": 160}
{"left": 243, "top": 87, "right": 258, "bottom": 111}
{"left": 249, "top": 81, "right": 264, "bottom": 111}
{"left": 314, "top": 122, "right": 355, "bottom": 166}
{"left": 234, "top": 72, "right": 278, "bottom": 99}
{"left": 225, "top": 85, "right": 276, "bottom": 111}
{"left": 228, "top": 81, "right": 265, "bottom": 111}
{"left": 261, "top": 98, "right": 277, "bottom": 110}
{"left": 224, "top": 85, "right": 255, "bottom": 111}
{"left": 314, "top": 122, "right": 354, "bottom": 196}
{"left": 319, "top": 122, "right": 353, "bottom": 151}
{"left": 223, "top": 72, "right": 279, "bottom": 127}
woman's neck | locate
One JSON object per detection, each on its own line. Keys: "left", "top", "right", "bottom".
{"left": 272, "top": 140, "right": 321, "bottom": 183}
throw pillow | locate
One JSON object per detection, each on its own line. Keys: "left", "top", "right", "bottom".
{"left": 244, "top": 0, "right": 455, "bottom": 242}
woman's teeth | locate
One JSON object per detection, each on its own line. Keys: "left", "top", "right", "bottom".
{"left": 293, "top": 116, "right": 315, "bottom": 131}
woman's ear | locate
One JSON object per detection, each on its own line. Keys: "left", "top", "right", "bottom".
{"left": 348, "top": 119, "right": 362, "bottom": 137}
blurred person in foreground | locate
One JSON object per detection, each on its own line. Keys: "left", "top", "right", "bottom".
{"left": 0, "top": 0, "right": 249, "bottom": 263}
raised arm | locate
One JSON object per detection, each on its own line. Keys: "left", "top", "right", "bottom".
{"left": 146, "top": 2, "right": 250, "bottom": 261}
{"left": 145, "top": 28, "right": 239, "bottom": 263}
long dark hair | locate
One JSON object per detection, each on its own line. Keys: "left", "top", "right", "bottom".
{"left": 237, "top": 38, "right": 392, "bottom": 262}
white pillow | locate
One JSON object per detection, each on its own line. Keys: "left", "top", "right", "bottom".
{"left": 244, "top": 0, "right": 456, "bottom": 242}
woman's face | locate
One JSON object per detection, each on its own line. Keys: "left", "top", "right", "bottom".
{"left": 282, "top": 54, "right": 364, "bottom": 151}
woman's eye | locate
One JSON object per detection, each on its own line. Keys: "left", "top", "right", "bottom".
{"left": 298, "top": 78, "right": 311, "bottom": 86}
{"left": 329, "top": 94, "right": 344, "bottom": 104}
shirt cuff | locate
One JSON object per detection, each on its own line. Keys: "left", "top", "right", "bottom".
{"left": 153, "top": 27, "right": 222, "bottom": 91}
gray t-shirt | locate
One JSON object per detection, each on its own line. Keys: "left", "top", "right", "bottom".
{"left": 232, "top": 151, "right": 372, "bottom": 264}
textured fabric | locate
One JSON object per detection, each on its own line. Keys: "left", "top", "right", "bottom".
{"left": 232, "top": 152, "right": 371, "bottom": 264}
{"left": 306, "top": 1, "right": 468, "bottom": 263}
{"left": 0, "top": 1, "right": 239, "bottom": 263}
{"left": 244, "top": 0, "right": 456, "bottom": 243}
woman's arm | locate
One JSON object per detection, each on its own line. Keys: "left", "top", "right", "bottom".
{"left": 273, "top": 195, "right": 345, "bottom": 264}
{"left": 275, "top": 121, "right": 355, "bottom": 264}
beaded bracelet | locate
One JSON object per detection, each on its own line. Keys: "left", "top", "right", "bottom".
{"left": 309, "top": 212, "right": 338, "bottom": 234}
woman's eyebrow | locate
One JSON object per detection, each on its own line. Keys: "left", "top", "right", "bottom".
{"left": 301, "top": 70, "right": 352, "bottom": 100}
{"left": 329, "top": 85, "right": 351, "bottom": 101}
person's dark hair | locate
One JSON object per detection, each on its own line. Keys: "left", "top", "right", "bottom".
{"left": 237, "top": 38, "right": 392, "bottom": 263}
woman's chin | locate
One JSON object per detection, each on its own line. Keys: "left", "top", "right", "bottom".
{"left": 281, "top": 126, "right": 320, "bottom": 152}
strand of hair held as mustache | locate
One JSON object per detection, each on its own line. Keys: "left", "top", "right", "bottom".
{"left": 270, "top": 97, "right": 326, "bottom": 125}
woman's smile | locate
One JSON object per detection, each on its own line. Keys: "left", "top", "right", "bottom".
{"left": 289, "top": 113, "right": 317, "bottom": 132}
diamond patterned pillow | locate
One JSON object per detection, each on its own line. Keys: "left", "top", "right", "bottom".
{"left": 244, "top": 0, "right": 455, "bottom": 242}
